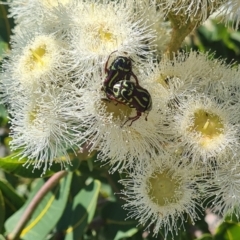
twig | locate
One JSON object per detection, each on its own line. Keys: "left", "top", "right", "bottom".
{"left": 7, "top": 170, "right": 68, "bottom": 240}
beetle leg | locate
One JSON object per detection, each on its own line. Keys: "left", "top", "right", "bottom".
{"left": 121, "top": 111, "right": 142, "bottom": 127}
{"left": 105, "top": 93, "right": 125, "bottom": 105}
{"left": 101, "top": 97, "right": 120, "bottom": 106}
{"left": 105, "top": 50, "right": 118, "bottom": 74}
{"left": 125, "top": 72, "right": 131, "bottom": 80}
{"left": 145, "top": 112, "right": 149, "bottom": 121}
{"left": 104, "top": 57, "right": 110, "bottom": 74}
{"left": 101, "top": 98, "right": 111, "bottom": 103}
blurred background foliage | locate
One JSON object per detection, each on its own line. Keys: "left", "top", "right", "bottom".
{"left": 186, "top": 19, "right": 240, "bottom": 64}
{"left": 1, "top": 2, "right": 240, "bottom": 240}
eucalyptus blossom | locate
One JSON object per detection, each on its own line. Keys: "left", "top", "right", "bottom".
{"left": 9, "top": 87, "right": 79, "bottom": 174}
{"left": 120, "top": 156, "right": 202, "bottom": 237}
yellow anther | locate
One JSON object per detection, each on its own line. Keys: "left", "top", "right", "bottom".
{"left": 30, "top": 48, "right": 44, "bottom": 66}
{"left": 203, "top": 119, "right": 210, "bottom": 130}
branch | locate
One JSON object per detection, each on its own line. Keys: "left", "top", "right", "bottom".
{"left": 165, "top": 12, "right": 200, "bottom": 59}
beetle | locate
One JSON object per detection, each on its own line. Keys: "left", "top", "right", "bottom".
{"left": 102, "top": 51, "right": 139, "bottom": 99}
{"left": 110, "top": 80, "right": 152, "bottom": 126}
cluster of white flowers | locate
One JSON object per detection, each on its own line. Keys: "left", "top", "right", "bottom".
{"left": 2, "top": 0, "right": 240, "bottom": 238}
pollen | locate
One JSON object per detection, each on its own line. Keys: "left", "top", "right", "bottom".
{"left": 148, "top": 171, "right": 182, "bottom": 206}
{"left": 188, "top": 109, "right": 224, "bottom": 146}
{"left": 98, "top": 25, "right": 114, "bottom": 42}
{"left": 86, "top": 22, "right": 117, "bottom": 53}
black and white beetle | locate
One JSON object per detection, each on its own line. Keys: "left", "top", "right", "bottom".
{"left": 111, "top": 80, "right": 152, "bottom": 126}
{"left": 102, "top": 51, "right": 139, "bottom": 99}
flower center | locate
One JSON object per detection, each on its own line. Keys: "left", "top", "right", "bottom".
{"left": 89, "top": 23, "right": 116, "bottom": 53}
{"left": 188, "top": 109, "right": 224, "bottom": 146}
{"left": 98, "top": 25, "right": 114, "bottom": 42}
{"left": 101, "top": 99, "right": 132, "bottom": 121}
{"left": 156, "top": 74, "right": 170, "bottom": 88}
{"left": 28, "top": 110, "right": 37, "bottom": 124}
{"left": 27, "top": 106, "right": 46, "bottom": 132}
{"left": 148, "top": 171, "right": 182, "bottom": 206}
{"left": 27, "top": 45, "right": 47, "bottom": 71}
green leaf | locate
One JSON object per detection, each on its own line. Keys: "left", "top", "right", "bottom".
{"left": 230, "top": 31, "right": 240, "bottom": 42}
{"left": 214, "top": 220, "right": 240, "bottom": 240}
{"left": 101, "top": 202, "right": 138, "bottom": 240}
{"left": 100, "top": 181, "right": 116, "bottom": 202}
{"left": 0, "top": 178, "right": 24, "bottom": 215}
{"left": 0, "top": 152, "right": 62, "bottom": 178}
{"left": 56, "top": 176, "right": 101, "bottom": 240}
{"left": 5, "top": 172, "right": 72, "bottom": 240}
{"left": 65, "top": 155, "right": 81, "bottom": 172}
{"left": 0, "top": 190, "right": 5, "bottom": 233}
{"left": 0, "top": 234, "right": 5, "bottom": 240}
{"left": 0, "top": 104, "right": 8, "bottom": 125}
{"left": 195, "top": 234, "right": 213, "bottom": 240}
{"left": 0, "top": 3, "right": 14, "bottom": 44}
{"left": 0, "top": 39, "right": 8, "bottom": 61}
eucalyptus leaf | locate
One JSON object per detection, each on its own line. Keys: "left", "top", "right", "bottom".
{"left": 100, "top": 181, "right": 116, "bottom": 202}
{"left": 214, "top": 220, "right": 240, "bottom": 240}
{"left": 56, "top": 176, "right": 101, "bottom": 240}
{"left": 0, "top": 104, "right": 8, "bottom": 124}
{"left": 0, "top": 178, "right": 24, "bottom": 214}
{"left": 101, "top": 202, "right": 138, "bottom": 240}
{"left": 0, "top": 234, "right": 5, "bottom": 240}
{"left": 0, "top": 190, "right": 5, "bottom": 233}
{"left": 0, "top": 2, "right": 14, "bottom": 44}
{"left": 5, "top": 172, "right": 72, "bottom": 240}
{"left": 0, "top": 152, "right": 62, "bottom": 178}
{"left": 195, "top": 234, "right": 213, "bottom": 240}
{"left": 0, "top": 39, "right": 8, "bottom": 61}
